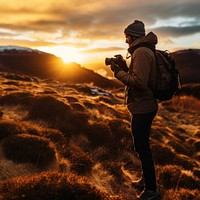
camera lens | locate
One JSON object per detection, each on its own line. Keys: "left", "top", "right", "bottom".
{"left": 105, "top": 58, "right": 111, "bottom": 66}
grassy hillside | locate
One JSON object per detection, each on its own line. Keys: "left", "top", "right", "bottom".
{"left": 172, "top": 49, "right": 200, "bottom": 84}
{"left": 0, "top": 71, "right": 199, "bottom": 199}
{"left": 0, "top": 49, "right": 122, "bottom": 89}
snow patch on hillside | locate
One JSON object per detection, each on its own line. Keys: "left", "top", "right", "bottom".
{"left": 0, "top": 46, "right": 43, "bottom": 54}
{"left": 90, "top": 87, "right": 111, "bottom": 96}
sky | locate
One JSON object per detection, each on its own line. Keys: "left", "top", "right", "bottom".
{"left": 0, "top": 0, "right": 200, "bottom": 73}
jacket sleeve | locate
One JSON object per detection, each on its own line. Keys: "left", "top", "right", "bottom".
{"left": 115, "top": 48, "right": 152, "bottom": 89}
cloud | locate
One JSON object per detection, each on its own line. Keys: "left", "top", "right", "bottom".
{"left": 153, "top": 25, "right": 200, "bottom": 37}
{"left": 0, "top": 32, "right": 18, "bottom": 37}
{"left": 0, "top": 23, "right": 33, "bottom": 32}
{"left": 0, "top": 0, "right": 199, "bottom": 50}
{"left": 82, "top": 47, "right": 125, "bottom": 53}
{"left": 0, "top": 38, "right": 56, "bottom": 47}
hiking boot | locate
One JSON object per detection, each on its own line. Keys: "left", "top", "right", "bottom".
{"left": 138, "top": 189, "right": 160, "bottom": 200}
{"left": 131, "top": 177, "right": 144, "bottom": 191}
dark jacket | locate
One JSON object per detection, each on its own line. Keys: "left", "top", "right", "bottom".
{"left": 115, "top": 32, "right": 158, "bottom": 114}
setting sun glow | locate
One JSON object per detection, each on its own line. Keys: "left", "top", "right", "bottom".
{"left": 38, "top": 46, "right": 85, "bottom": 64}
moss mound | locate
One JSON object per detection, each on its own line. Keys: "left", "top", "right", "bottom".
{"left": 158, "top": 165, "right": 200, "bottom": 190}
{"left": 0, "top": 172, "right": 116, "bottom": 200}
{"left": 27, "top": 95, "right": 88, "bottom": 134}
{"left": 0, "top": 120, "right": 26, "bottom": 140}
{"left": 2, "top": 134, "right": 56, "bottom": 168}
{"left": 0, "top": 92, "right": 33, "bottom": 106}
{"left": 162, "top": 189, "right": 200, "bottom": 200}
{"left": 28, "top": 95, "right": 72, "bottom": 122}
{"left": 64, "top": 144, "right": 94, "bottom": 175}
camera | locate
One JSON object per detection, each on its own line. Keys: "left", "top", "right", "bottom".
{"left": 105, "top": 54, "right": 123, "bottom": 66}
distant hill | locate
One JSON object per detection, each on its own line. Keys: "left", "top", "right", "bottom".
{"left": 178, "top": 83, "right": 200, "bottom": 99}
{"left": 0, "top": 46, "right": 121, "bottom": 89}
{"left": 0, "top": 46, "right": 199, "bottom": 88}
{"left": 172, "top": 49, "right": 200, "bottom": 84}
{"left": 0, "top": 46, "right": 62, "bottom": 77}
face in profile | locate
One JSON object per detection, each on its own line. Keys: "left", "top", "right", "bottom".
{"left": 125, "top": 35, "right": 134, "bottom": 47}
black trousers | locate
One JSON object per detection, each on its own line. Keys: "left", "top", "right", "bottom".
{"left": 131, "top": 111, "right": 157, "bottom": 191}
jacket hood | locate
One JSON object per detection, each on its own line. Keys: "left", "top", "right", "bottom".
{"left": 128, "top": 32, "right": 158, "bottom": 54}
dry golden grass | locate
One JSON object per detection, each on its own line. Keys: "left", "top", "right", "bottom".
{"left": 165, "top": 95, "right": 200, "bottom": 111}
{"left": 0, "top": 171, "right": 120, "bottom": 200}
{"left": 157, "top": 165, "right": 200, "bottom": 191}
{"left": 0, "top": 72, "right": 200, "bottom": 199}
{"left": 152, "top": 144, "right": 177, "bottom": 165}
{"left": 2, "top": 134, "right": 57, "bottom": 169}
{"left": 0, "top": 119, "right": 26, "bottom": 140}
{"left": 63, "top": 143, "right": 94, "bottom": 175}
{"left": 85, "top": 122, "right": 113, "bottom": 148}
{"left": 162, "top": 189, "right": 200, "bottom": 200}
{"left": 0, "top": 92, "right": 34, "bottom": 107}
{"left": 0, "top": 159, "right": 36, "bottom": 180}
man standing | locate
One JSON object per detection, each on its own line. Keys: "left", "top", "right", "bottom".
{"left": 109, "top": 20, "right": 160, "bottom": 200}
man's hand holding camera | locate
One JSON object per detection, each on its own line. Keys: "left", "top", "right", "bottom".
{"left": 110, "top": 62, "right": 122, "bottom": 75}
{"left": 105, "top": 54, "right": 128, "bottom": 75}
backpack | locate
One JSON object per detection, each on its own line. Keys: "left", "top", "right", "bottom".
{"left": 153, "top": 50, "right": 181, "bottom": 101}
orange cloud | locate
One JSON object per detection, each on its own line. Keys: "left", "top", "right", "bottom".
{"left": 0, "top": 0, "right": 199, "bottom": 65}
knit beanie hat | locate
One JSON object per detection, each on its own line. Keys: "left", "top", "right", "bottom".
{"left": 124, "top": 20, "right": 145, "bottom": 37}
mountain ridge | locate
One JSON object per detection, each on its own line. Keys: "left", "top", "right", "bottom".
{"left": 0, "top": 46, "right": 122, "bottom": 89}
{"left": 172, "top": 48, "right": 200, "bottom": 84}
{"left": 0, "top": 45, "right": 199, "bottom": 88}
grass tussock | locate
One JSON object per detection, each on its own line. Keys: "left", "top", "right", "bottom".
{"left": 152, "top": 144, "right": 176, "bottom": 165}
{"left": 97, "top": 103, "right": 119, "bottom": 118}
{"left": 103, "top": 161, "right": 124, "bottom": 184}
{"left": 0, "top": 120, "right": 26, "bottom": 140}
{"left": 2, "top": 134, "right": 56, "bottom": 169}
{"left": 0, "top": 171, "right": 119, "bottom": 200}
{"left": 167, "top": 140, "right": 191, "bottom": 156}
{"left": 193, "top": 168, "right": 200, "bottom": 179}
{"left": 162, "top": 188, "right": 200, "bottom": 200}
{"left": 193, "top": 140, "right": 200, "bottom": 151}
{"left": 20, "top": 122, "right": 66, "bottom": 147}
{"left": 152, "top": 143, "right": 198, "bottom": 170}
{"left": 41, "top": 128, "right": 66, "bottom": 144}
{"left": 85, "top": 122, "right": 112, "bottom": 148}
{"left": 108, "top": 119, "right": 130, "bottom": 141}
{"left": 165, "top": 95, "right": 200, "bottom": 111}
{"left": 179, "top": 83, "right": 200, "bottom": 99}
{"left": 157, "top": 165, "right": 200, "bottom": 190}
{"left": 174, "top": 154, "right": 198, "bottom": 170}
{"left": 64, "top": 144, "right": 94, "bottom": 175}
{"left": 178, "top": 172, "right": 200, "bottom": 190}
{"left": 28, "top": 95, "right": 72, "bottom": 122}
{"left": 0, "top": 72, "right": 200, "bottom": 199}
{"left": 157, "top": 165, "right": 182, "bottom": 189}
{"left": 70, "top": 102, "right": 86, "bottom": 111}
{"left": 0, "top": 92, "right": 33, "bottom": 106}
{"left": 27, "top": 95, "right": 89, "bottom": 134}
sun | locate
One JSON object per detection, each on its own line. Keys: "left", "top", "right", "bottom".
{"left": 55, "top": 46, "right": 85, "bottom": 64}
{"left": 38, "top": 46, "right": 85, "bottom": 64}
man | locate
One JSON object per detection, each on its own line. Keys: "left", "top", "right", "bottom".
{"left": 109, "top": 20, "right": 160, "bottom": 200}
